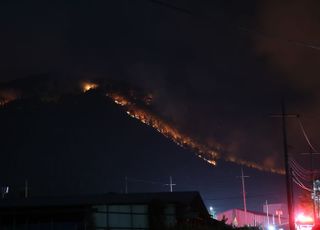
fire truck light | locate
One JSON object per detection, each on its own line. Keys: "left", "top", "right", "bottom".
{"left": 295, "top": 213, "right": 313, "bottom": 223}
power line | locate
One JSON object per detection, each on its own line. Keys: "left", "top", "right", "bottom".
{"left": 297, "top": 117, "right": 320, "bottom": 153}
{"left": 290, "top": 159, "right": 313, "bottom": 181}
{"left": 141, "top": 0, "right": 320, "bottom": 52}
{"left": 290, "top": 158, "right": 320, "bottom": 175}
{"left": 292, "top": 177, "right": 312, "bottom": 192}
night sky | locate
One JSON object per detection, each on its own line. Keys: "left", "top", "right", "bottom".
{"left": 0, "top": 0, "right": 320, "bottom": 213}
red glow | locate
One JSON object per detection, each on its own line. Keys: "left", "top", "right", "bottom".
{"left": 295, "top": 213, "right": 313, "bottom": 223}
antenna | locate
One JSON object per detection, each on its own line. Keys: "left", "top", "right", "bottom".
{"left": 165, "top": 176, "right": 176, "bottom": 192}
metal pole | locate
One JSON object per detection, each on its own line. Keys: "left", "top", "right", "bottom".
{"left": 169, "top": 176, "right": 176, "bottom": 192}
{"left": 165, "top": 176, "right": 176, "bottom": 192}
{"left": 241, "top": 168, "right": 247, "bottom": 225}
{"left": 125, "top": 176, "right": 128, "bottom": 194}
{"left": 25, "top": 179, "right": 28, "bottom": 198}
{"left": 266, "top": 200, "right": 270, "bottom": 226}
{"left": 281, "top": 101, "right": 295, "bottom": 230}
{"left": 273, "top": 214, "right": 275, "bottom": 225}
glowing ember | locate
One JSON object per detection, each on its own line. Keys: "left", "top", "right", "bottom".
{"left": 105, "top": 88, "right": 285, "bottom": 174}
{"left": 107, "top": 92, "right": 219, "bottom": 166}
{"left": 82, "top": 82, "right": 98, "bottom": 92}
{"left": 107, "top": 92, "right": 131, "bottom": 106}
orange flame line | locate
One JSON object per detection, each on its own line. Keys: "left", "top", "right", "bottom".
{"left": 106, "top": 91, "right": 286, "bottom": 174}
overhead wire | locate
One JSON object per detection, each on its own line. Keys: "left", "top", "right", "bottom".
{"left": 141, "top": 0, "right": 320, "bottom": 52}
{"left": 291, "top": 168, "right": 311, "bottom": 187}
{"left": 292, "top": 175, "right": 313, "bottom": 192}
{"left": 290, "top": 165, "right": 312, "bottom": 182}
{"left": 297, "top": 117, "right": 320, "bottom": 153}
{"left": 290, "top": 158, "right": 312, "bottom": 173}
{"left": 292, "top": 178, "right": 312, "bottom": 192}
{"left": 290, "top": 158, "right": 313, "bottom": 175}
{"left": 287, "top": 117, "right": 320, "bottom": 185}
{"left": 291, "top": 158, "right": 320, "bottom": 175}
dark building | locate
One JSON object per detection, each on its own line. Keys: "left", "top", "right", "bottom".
{"left": 0, "top": 191, "right": 210, "bottom": 230}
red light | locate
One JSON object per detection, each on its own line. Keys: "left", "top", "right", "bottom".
{"left": 295, "top": 213, "right": 313, "bottom": 223}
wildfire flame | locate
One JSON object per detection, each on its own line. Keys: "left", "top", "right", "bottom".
{"left": 107, "top": 92, "right": 131, "bottom": 106}
{"left": 105, "top": 87, "right": 285, "bottom": 174}
{"left": 0, "top": 78, "right": 285, "bottom": 174}
{"left": 81, "top": 82, "right": 98, "bottom": 92}
{"left": 106, "top": 90, "right": 220, "bottom": 166}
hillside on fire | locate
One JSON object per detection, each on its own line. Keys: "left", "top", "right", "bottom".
{"left": 0, "top": 75, "right": 285, "bottom": 212}
{"left": 0, "top": 82, "right": 211, "bottom": 190}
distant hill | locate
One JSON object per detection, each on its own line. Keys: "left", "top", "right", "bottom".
{"left": 0, "top": 76, "right": 286, "bottom": 212}
{"left": 0, "top": 90, "right": 215, "bottom": 195}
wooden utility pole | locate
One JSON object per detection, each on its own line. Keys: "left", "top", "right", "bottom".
{"left": 281, "top": 101, "right": 295, "bottom": 230}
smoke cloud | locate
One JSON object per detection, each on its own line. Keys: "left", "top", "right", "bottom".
{"left": 255, "top": 0, "right": 320, "bottom": 93}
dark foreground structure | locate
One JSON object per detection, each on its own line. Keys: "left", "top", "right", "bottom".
{"left": 0, "top": 191, "right": 211, "bottom": 230}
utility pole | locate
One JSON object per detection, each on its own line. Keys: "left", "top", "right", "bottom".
{"left": 239, "top": 167, "right": 249, "bottom": 225}
{"left": 165, "top": 176, "right": 176, "bottom": 192}
{"left": 281, "top": 101, "right": 295, "bottom": 230}
{"left": 25, "top": 179, "right": 28, "bottom": 198}
{"left": 125, "top": 176, "right": 128, "bottom": 194}
{"left": 271, "top": 102, "right": 296, "bottom": 230}
{"left": 266, "top": 200, "right": 270, "bottom": 226}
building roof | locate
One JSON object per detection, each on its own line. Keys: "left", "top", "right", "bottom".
{"left": 0, "top": 191, "right": 210, "bottom": 220}
{"left": 218, "top": 208, "right": 288, "bottom": 219}
{"left": 0, "top": 191, "right": 204, "bottom": 208}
